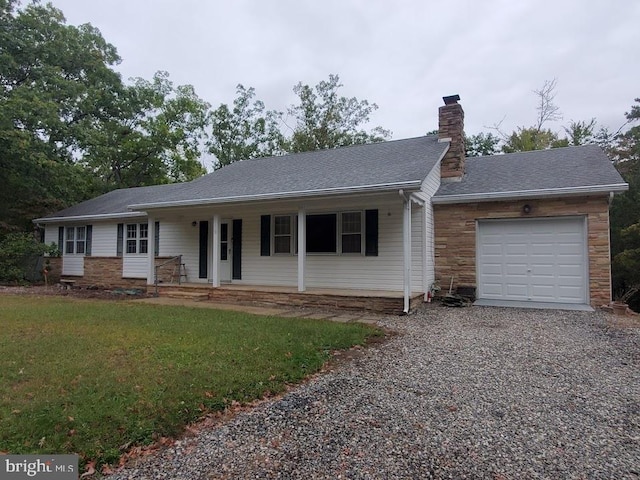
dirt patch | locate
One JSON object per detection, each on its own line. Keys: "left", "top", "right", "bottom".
{"left": 0, "top": 284, "right": 148, "bottom": 301}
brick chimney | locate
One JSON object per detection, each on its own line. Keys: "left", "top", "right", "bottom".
{"left": 438, "top": 94, "right": 465, "bottom": 180}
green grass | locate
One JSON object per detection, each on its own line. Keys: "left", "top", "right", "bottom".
{"left": 0, "top": 295, "right": 380, "bottom": 466}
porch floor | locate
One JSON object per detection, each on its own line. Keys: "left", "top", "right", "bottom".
{"left": 150, "top": 283, "right": 423, "bottom": 315}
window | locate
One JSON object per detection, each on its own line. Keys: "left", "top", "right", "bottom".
{"left": 267, "top": 211, "right": 368, "bottom": 256}
{"left": 65, "top": 227, "right": 75, "bottom": 254}
{"left": 75, "top": 226, "right": 86, "bottom": 254}
{"left": 126, "top": 224, "right": 138, "bottom": 253}
{"left": 307, "top": 214, "right": 337, "bottom": 253}
{"left": 126, "top": 223, "right": 149, "bottom": 254}
{"left": 139, "top": 223, "right": 148, "bottom": 254}
{"left": 341, "top": 212, "right": 362, "bottom": 253}
{"left": 274, "top": 215, "right": 292, "bottom": 254}
{"left": 64, "top": 226, "right": 90, "bottom": 255}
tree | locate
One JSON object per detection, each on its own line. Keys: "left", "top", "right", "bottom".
{"left": 533, "top": 78, "right": 562, "bottom": 131}
{"left": 465, "top": 132, "right": 501, "bottom": 157}
{"left": 282, "top": 74, "right": 391, "bottom": 153}
{"left": 207, "top": 85, "right": 283, "bottom": 169}
{"left": 502, "top": 127, "right": 568, "bottom": 153}
{"left": 609, "top": 98, "right": 640, "bottom": 308}
{"left": 563, "top": 119, "right": 597, "bottom": 146}
{"left": 0, "top": 0, "right": 123, "bottom": 233}
{"left": 82, "top": 72, "right": 209, "bottom": 188}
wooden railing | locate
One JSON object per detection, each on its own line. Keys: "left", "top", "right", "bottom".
{"left": 154, "top": 255, "right": 182, "bottom": 297}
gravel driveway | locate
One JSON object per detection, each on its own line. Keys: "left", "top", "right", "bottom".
{"left": 112, "top": 306, "right": 640, "bottom": 479}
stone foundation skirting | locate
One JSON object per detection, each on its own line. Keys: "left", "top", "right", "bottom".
{"left": 152, "top": 284, "right": 423, "bottom": 315}
{"left": 59, "top": 256, "right": 177, "bottom": 289}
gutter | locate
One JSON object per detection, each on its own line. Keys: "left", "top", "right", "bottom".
{"left": 129, "top": 180, "right": 423, "bottom": 211}
{"left": 33, "top": 211, "right": 146, "bottom": 224}
{"left": 431, "top": 183, "right": 629, "bottom": 205}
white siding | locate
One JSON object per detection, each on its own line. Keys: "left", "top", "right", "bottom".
{"left": 91, "top": 222, "right": 118, "bottom": 256}
{"left": 421, "top": 161, "right": 441, "bottom": 294}
{"left": 43, "top": 225, "right": 59, "bottom": 248}
{"left": 62, "top": 255, "right": 84, "bottom": 276}
{"left": 155, "top": 192, "right": 424, "bottom": 292}
{"left": 122, "top": 256, "right": 148, "bottom": 278}
{"left": 156, "top": 218, "right": 203, "bottom": 283}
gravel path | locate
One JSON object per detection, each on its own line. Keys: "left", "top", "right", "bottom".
{"left": 111, "top": 306, "right": 640, "bottom": 479}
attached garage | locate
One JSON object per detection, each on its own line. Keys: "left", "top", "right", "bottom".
{"left": 477, "top": 217, "right": 588, "bottom": 305}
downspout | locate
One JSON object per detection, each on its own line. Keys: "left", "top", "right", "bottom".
{"left": 399, "top": 189, "right": 411, "bottom": 314}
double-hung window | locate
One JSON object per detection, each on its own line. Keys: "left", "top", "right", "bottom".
{"left": 139, "top": 223, "right": 149, "bottom": 254}
{"left": 341, "top": 212, "right": 362, "bottom": 253}
{"left": 65, "top": 226, "right": 87, "bottom": 254}
{"left": 274, "top": 215, "right": 292, "bottom": 254}
{"left": 126, "top": 224, "right": 138, "bottom": 253}
{"left": 65, "top": 227, "right": 75, "bottom": 254}
{"left": 126, "top": 223, "right": 149, "bottom": 254}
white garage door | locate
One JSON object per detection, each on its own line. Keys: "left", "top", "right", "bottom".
{"left": 477, "top": 217, "right": 587, "bottom": 304}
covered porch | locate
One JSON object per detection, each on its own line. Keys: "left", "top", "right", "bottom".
{"left": 149, "top": 283, "right": 424, "bottom": 315}
{"left": 142, "top": 190, "right": 431, "bottom": 314}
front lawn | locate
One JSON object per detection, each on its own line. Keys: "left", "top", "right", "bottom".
{"left": 0, "top": 295, "right": 380, "bottom": 467}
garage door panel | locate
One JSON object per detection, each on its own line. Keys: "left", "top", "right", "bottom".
{"left": 530, "top": 285, "right": 557, "bottom": 300}
{"left": 478, "top": 218, "right": 587, "bottom": 304}
{"left": 482, "top": 283, "right": 504, "bottom": 297}
{"left": 505, "top": 244, "right": 528, "bottom": 255}
{"left": 505, "top": 283, "right": 528, "bottom": 298}
{"left": 557, "top": 286, "right": 584, "bottom": 300}
{"left": 505, "top": 264, "right": 528, "bottom": 276}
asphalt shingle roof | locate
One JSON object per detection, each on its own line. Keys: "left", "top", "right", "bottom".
{"left": 39, "top": 183, "right": 188, "bottom": 219}
{"left": 143, "top": 135, "right": 445, "bottom": 205}
{"left": 40, "top": 135, "right": 445, "bottom": 219}
{"left": 38, "top": 139, "right": 626, "bottom": 221}
{"left": 434, "top": 145, "right": 626, "bottom": 199}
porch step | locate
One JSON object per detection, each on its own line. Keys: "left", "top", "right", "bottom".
{"left": 150, "top": 284, "right": 423, "bottom": 314}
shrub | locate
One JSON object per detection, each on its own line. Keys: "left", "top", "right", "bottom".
{"left": 0, "top": 233, "right": 55, "bottom": 283}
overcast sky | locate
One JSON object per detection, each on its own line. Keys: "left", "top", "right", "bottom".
{"left": 49, "top": 0, "right": 639, "bottom": 141}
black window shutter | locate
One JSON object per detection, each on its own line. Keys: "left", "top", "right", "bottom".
{"left": 58, "top": 227, "right": 64, "bottom": 256}
{"left": 154, "top": 221, "right": 160, "bottom": 257}
{"left": 199, "top": 221, "right": 209, "bottom": 279}
{"left": 232, "top": 219, "right": 242, "bottom": 280}
{"left": 365, "top": 209, "right": 378, "bottom": 256}
{"left": 260, "top": 215, "right": 271, "bottom": 256}
{"left": 85, "top": 225, "right": 92, "bottom": 256}
{"left": 116, "top": 223, "right": 124, "bottom": 257}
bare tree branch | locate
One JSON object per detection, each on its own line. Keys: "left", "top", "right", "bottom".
{"left": 534, "top": 78, "right": 562, "bottom": 131}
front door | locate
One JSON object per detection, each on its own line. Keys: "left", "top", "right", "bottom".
{"left": 220, "top": 221, "right": 231, "bottom": 282}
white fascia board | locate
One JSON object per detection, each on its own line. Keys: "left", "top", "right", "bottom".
{"left": 431, "top": 183, "right": 629, "bottom": 205}
{"left": 34, "top": 211, "right": 146, "bottom": 224}
{"left": 128, "top": 181, "right": 423, "bottom": 211}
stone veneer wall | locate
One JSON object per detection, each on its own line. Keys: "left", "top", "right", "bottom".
{"left": 62, "top": 256, "right": 176, "bottom": 289}
{"left": 438, "top": 102, "right": 465, "bottom": 179}
{"left": 433, "top": 195, "right": 612, "bottom": 307}
{"left": 45, "top": 257, "right": 62, "bottom": 284}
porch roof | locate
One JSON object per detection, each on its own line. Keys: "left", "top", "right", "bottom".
{"left": 131, "top": 135, "right": 445, "bottom": 210}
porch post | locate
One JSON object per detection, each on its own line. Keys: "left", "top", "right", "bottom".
{"left": 147, "top": 215, "right": 156, "bottom": 285}
{"left": 211, "top": 214, "right": 220, "bottom": 287}
{"left": 403, "top": 197, "right": 412, "bottom": 313}
{"left": 298, "top": 208, "right": 306, "bottom": 292}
